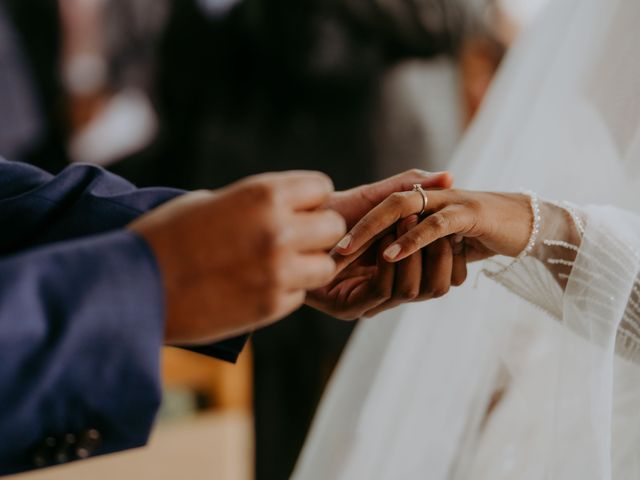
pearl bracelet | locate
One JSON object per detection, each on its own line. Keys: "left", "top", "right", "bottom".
{"left": 518, "top": 190, "right": 541, "bottom": 259}
{"left": 482, "top": 190, "right": 542, "bottom": 280}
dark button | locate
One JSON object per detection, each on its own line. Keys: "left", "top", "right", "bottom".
{"left": 75, "top": 429, "right": 101, "bottom": 459}
{"left": 32, "top": 450, "right": 48, "bottom": 468}
{"left": 32, "top": 437, "right": 57, "bottom": 467}
{"left": 54, "top": 433, "right": 77, "bottom": 464}
{"left": 54, "top": 447, "right": 70, "bottom": 464}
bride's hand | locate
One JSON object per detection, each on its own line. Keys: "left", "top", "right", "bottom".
{"left": 305, "top": 169, "right": 454, "bottom": 320}
{"left": 335, "top": 189, "right": 534, "bottom": 265}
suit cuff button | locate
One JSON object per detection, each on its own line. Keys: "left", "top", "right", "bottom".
{"left": 54, "top": 433, "right": 77, "bottom": 464}
{"left": 76, "top": 429, "right": 102, "bottom": 459}
{"left": 32, "top": 437, "right": 56, "bottom": 468}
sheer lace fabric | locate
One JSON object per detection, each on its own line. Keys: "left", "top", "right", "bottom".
{"left": 485, "top": 203, "right": 640, "bottom": 363}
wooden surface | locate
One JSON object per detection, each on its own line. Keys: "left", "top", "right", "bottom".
{"left": 11, "top": 411, "right": 253, "bottom": 480}
{"left": 162, "top": 346, "right": 253, "bottom": 411}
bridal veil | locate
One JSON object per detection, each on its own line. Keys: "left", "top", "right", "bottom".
{"left": 294, "top": 0, "right": 640, "bottom": 478}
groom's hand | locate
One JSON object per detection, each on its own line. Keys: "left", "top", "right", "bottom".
{"left": 307, "top": 169, "right": 453, "bottom": 320}
{"left": 129, "top": 171, "right": 346, "bottom": 344}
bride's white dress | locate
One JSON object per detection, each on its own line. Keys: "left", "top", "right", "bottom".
{"left": 293, "top": 0, "right": 640, "bottom": 478}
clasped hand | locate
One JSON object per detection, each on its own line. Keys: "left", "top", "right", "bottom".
{"left": 308, "top": 189, "right": 534, "bottom": 319}
{"left": 130, "top": 168, "right": 453, "bottom": 344}
{"left": 131, "top": 167, "right": 534, "bottom": 344}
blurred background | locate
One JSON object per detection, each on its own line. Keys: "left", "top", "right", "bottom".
{"left": 1, "top": 0, "right": 548, "bottom": 478}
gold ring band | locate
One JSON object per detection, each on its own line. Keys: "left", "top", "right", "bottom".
{"left": 412, "top": 184, "right": 428, "bottom": 216}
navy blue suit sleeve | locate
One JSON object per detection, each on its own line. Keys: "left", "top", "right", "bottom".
{"left": 0, "top": 160, "right": 248, "bottom": 473}
{"left": 0, "top": 231, "right": 164, "bottom": 474}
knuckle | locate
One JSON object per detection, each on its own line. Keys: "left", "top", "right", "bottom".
{"left": 388, "top": 192, "right": 408, "bottom": 209}
{"left": 396, "top": 287, "right": 419, "bottom": 301}
{"left": 417, "top": 290, "right": 435, "bottom": 301}
{"left": 325, "top": 210, "right": 347, "bottom": 237}
{"left": 432, "top": 285, "right": 450, "bottom": 298}
{"left": 430, "top": 213, "right": 449, "bottom": 232}
{"left": 245, "top": 181, "right": 278, "bottom": 207}
{"left": 452, "top": 274, "right": 467, "bottom": 287}
{"left": 464, "top": 196, "right": 482, "bottom": 212}
{"left": 401, "top": 232, "right": 423, "bottom": 251}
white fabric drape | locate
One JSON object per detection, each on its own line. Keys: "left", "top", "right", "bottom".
{"left": 293, "top": 0, "right": 640, "bottom": 478}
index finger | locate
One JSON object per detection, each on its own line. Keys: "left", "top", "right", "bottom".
{"left": 270, "top": 171, "right": 335, "bottom": 211}
{"left": 335, "top": 190, "right": 425, "bottom": 255}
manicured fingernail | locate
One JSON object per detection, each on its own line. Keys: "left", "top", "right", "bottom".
{"left": 336, "top": 234, "right": 352, "bottom": 250}
{"left": 384, "top": 244, "right": 402, "bottom": 260}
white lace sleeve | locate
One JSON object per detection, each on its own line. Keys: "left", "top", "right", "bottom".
{"left": 483, "top": 199, "right": 640, "bottom": 362}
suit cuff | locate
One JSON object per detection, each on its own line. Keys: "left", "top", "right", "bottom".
{"left": 184, "top": 335, "right": 250, "bottom": 363}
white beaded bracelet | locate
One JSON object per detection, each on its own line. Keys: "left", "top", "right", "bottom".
{"left": 518, "top": 190, "right": 541, "bottom": 259}
{"left": 482, "top": 190, "right": 541, "bottom": 280}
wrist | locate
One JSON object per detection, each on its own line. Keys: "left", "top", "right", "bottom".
{"left": 480, "top": 192, "right": 535, "bottom": 258}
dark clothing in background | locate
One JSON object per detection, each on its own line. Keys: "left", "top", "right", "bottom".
{"left": 0, "top": 3, "right": 42, "bottom": 159}
{"left": 0, "top": 0, "right": 68, "bottom": 172}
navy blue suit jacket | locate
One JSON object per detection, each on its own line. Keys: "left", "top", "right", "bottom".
{"left": 0, "top": 159, "right": 246, "bottom": 475}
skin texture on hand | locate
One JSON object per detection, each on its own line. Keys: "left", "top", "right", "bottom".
{"left": 306, "top": 170, "right": 455, "bottom": 320}
{"left": 129, "top": 171, "right": 346, "bottom": 345}
{"left": 313, "top": 189, "right": 537, "bottom": 320}
{"left": 337, "top": 189, "right": 533, "bottom": 262}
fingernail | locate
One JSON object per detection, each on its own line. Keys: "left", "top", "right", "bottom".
{"left": 384, "top": 244, "right": 402, "bottom": 260}
{"left": 336, "top": 234, "right": 352, "bottom": 250}
{"left": 453, "top": 234, "right": 463, "bottom": 244}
